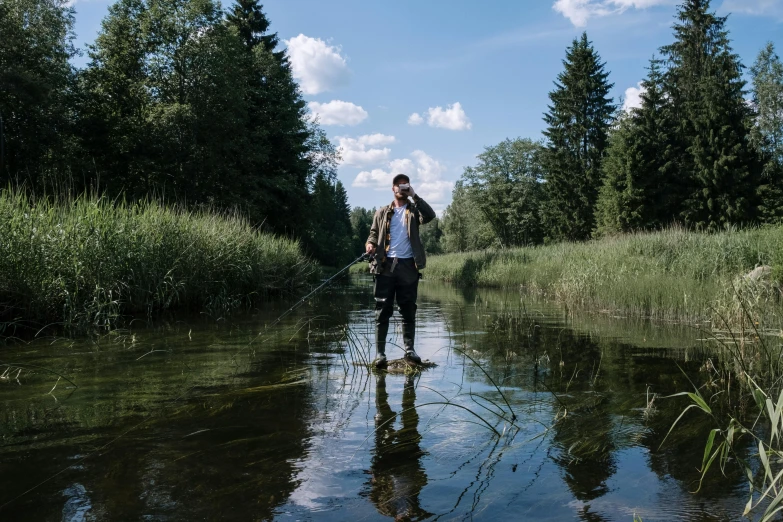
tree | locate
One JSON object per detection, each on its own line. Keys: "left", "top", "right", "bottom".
{"left": 462, "top": 138, "right": 544, "bottom": 247}
{"left": 225, "top": 0, "right": 330, "bottom": 234}
{"left": 80, "top": 0, "right": 252, "bottom": 203}
{"left": 419, "top": 217, "right": 443, "bottom": 255}
{"left": 541, "top": 33, "right": 615, "bottom": 242}
{"left": 226, "top": 0, "right": 279, "bottom": 53}
{"left": 751, "top": 42, "right": 783, "bottom": 223}
{"left": 660, "top": 0, "right": 759, "bottom": 230}
{"left": 595, "top": 58, "right": 679, "bottom": 234}
{"left": 594, "top": 116, "right": 641, "bottom": 235}
{"left": 0, "top": 0, "right": 77, "bottom": 187}
{"left": 440, "top": 182, "right": 497, "bottom": 253}
{"left": 307, "top": 174, "right": 353, "bottom": 267}
{"left": 350, "top": 206, "right": 375, "bottom": 255}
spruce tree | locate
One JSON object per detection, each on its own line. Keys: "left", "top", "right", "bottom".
{"left": 226, "top": 0, "right": 279, "bottom": 54}
{"left": 595, "top": 58, "right": 679, "bottom": 234}
{"left": 542, "top": 33, "right": 615, "bottom": 241}
{"left": 226, "top": 0, "right": 323, "bottom": 235}
{"left": 751, "top": 43, "right": 783, "bottom": 223}
{"left": 307, "top": 174, "right": 353, "bottom": 266}
{"left": 661, "top": 0, "right": 759, "bottom": 230}
{"left": 594, "top": 116, "right": 640, "bottom": 235}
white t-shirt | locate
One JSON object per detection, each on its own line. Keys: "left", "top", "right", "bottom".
{"left": 387, "top": 205, "right": 413, "bottom": 258}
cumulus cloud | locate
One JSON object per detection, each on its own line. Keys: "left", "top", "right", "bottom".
{"left": 553, "top": 0, "right": 675, "bottom": 27}
{"left": 623, "top": 82, "right": 646, "bottom": 112}
{"left": 407, "top": 112, "right": 424, "bottom": 125}
{"left": 284, "top": 34, "right": 351, "bottom": 95}
{"left": 353, "top": 150, "right": 454, "bottom": 204}
{"left": 337, "top": 134, "right": 395, "bottom": 166}
{"left": 410, "top": 102, "right": 472, "bottom": 130}
{"left": 308, "top": 100, "right": 367, "bottom": 126}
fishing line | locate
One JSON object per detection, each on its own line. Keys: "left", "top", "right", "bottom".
{"left": 247, "top": 252, "right": 369, "bottom": 347}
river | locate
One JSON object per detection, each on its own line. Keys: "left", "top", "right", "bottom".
{"left": 0, "top": 276, "right": 749, "bottom": 521}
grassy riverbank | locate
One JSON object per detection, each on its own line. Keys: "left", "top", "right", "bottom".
{"left": 418, "top": 227, "right": 783, "bottom": 322}
{"left": 0, "top": 190, "right": 313, "bottom": 334}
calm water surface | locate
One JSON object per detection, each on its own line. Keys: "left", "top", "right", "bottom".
{"left": 0, "top": 277, "right": 748, "bottom": 521}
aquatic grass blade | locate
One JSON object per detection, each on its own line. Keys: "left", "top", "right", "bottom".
{"left": 659, "top": 403, "right": 699, "bottom": 450}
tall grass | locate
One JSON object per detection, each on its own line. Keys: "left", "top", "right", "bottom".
{"left": 0, "top": 189, "right": 314, "bottom": 333}
{"left": 423, "top": 226, "right": 783, "bottom": 321}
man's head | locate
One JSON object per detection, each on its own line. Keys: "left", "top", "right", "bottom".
{"left": 392, "top": 173, "right": 410, "bottom": 200}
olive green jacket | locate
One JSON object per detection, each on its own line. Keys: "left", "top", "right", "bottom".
{"left": 366, "top": 195, "right": 436, "bottom": 274}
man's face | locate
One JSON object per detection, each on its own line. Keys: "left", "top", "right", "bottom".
{"left": 392, "top": 180, "right": 410, "bottom": 199}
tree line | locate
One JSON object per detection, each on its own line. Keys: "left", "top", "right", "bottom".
{"left": 1, "top": 0, "right": 355, "bottom": 266}
{"left": 423, "top": 0, "right": 783, "bottom": 253}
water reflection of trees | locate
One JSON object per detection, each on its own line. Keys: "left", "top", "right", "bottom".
{"left": 423, "top": 282, "right": 749, "bottom": 516}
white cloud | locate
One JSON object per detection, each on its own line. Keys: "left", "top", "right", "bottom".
{"left": 553, "top": 0, "right": 675, "bottom": 27}
{"left": 337, "top": 134, "right": 395, "bottom": 166}
{"left": 720, "top": 0, "right": 783, "bottom": 18}
{"left": 408, "top": 112, "right": 424, "bottom": 125}
{"left": 284, "top": 34, "right": 351, "bottom": 95}
{"left": 352, "top": 169, "right": 391, "bottom": 188}
{"left": 353, "top": 150, "right": 454, "bottom": 204}
{"left": 623, "top": 82, "right": 646, "bottom": 112}
{"left": 308, "top": 100, "right": 367, "bottom": 126}
{"left": 421, "top": 102, "right": 472, "bottom": 131}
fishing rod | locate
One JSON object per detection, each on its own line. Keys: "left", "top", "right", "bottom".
{"left": 263, "top": 252, "right": 370, "bottom": 332}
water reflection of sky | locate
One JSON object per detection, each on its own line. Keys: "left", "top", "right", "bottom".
{"left": 0, "top": 278, "right": 752, "bottom": 520}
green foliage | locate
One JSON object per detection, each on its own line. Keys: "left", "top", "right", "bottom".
{"left": 751, "top": 43, "right": 783, "bottom": 223}
{"left": 440, "top": 182, "right": 497, "bottom": 253}
{"left": 2, "top": 0, "right": 340, "bottom": 255}
{"left": 0, "top": 187, "right": 313, "bottom": 333}
{"left": 0, "top": 0, "right": 78, "bottom": 184}
{"left": 461, "top": 138, "right": 544, "bottom": 247}
{"left": 226, "top": 0, "right": 279, "bottom": 52}
{"left": 542, "top": 32, "right": 615, "bottom": 242}
{"left": 77, "top": 0, "right": 322, "bottom": 234}
{"left": 306, "top": 174, "right": 354, "bottom": 268}
{"left": 350, "top": 206, "right": 375, "bottom": 255}
{"left": 661, "top": 0, "right": 760, "bottom": 230}
{"left": 595, "top": 59, "right": 680, "bottom": 236}
{"left": 419, "top": 216, "right": 444, "bottom": 255}
{"left": 425, "top": 226, "right": 783, "bottom": 321}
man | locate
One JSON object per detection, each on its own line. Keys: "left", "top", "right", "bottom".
{"left": 365, "top": 173, "right": 436, "bottom": 369}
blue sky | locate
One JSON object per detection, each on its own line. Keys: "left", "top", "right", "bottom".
{"left": 69, "top": 0, "right": 782, "bottom": 213}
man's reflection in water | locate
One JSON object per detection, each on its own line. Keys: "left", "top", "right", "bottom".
{"left": 369, "top": 373, "right": 432, "bottom": 521}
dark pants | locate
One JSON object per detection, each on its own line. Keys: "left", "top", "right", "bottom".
{"left": 374, "top": 257, "right": 419, "bottom": 355}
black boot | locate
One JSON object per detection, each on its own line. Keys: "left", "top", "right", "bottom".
{"left": 373, "top": 322, "right": 389, "bottom": 369}
{"left": 402, "top": 321, "right": 421, "bottom": 364}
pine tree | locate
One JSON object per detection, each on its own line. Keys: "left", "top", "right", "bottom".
{"left": 594, "top": 116, "right": 640, "bottom": 235}
{"left": 594, "top": 58, "right": 679, "bottom": 234}
{"left": 226, "top": 0, "right": 279, "bottom": 54}
{"left": 542, "top": 33, "right": 615, "bottom": 241}
{"left": 226, "top": 0, "right": 325, "bottom": 235}
{"left": 751, "top": 42, "right": 783, "bottom": 223}
{"left": 350, "top": 206, "right": 375, "bottom": 255}
{"left": 661, "top": 0, "right": 759, "bottom": 230}
{"left": 307, "top": 174, "right": 353, "bottom": 266}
